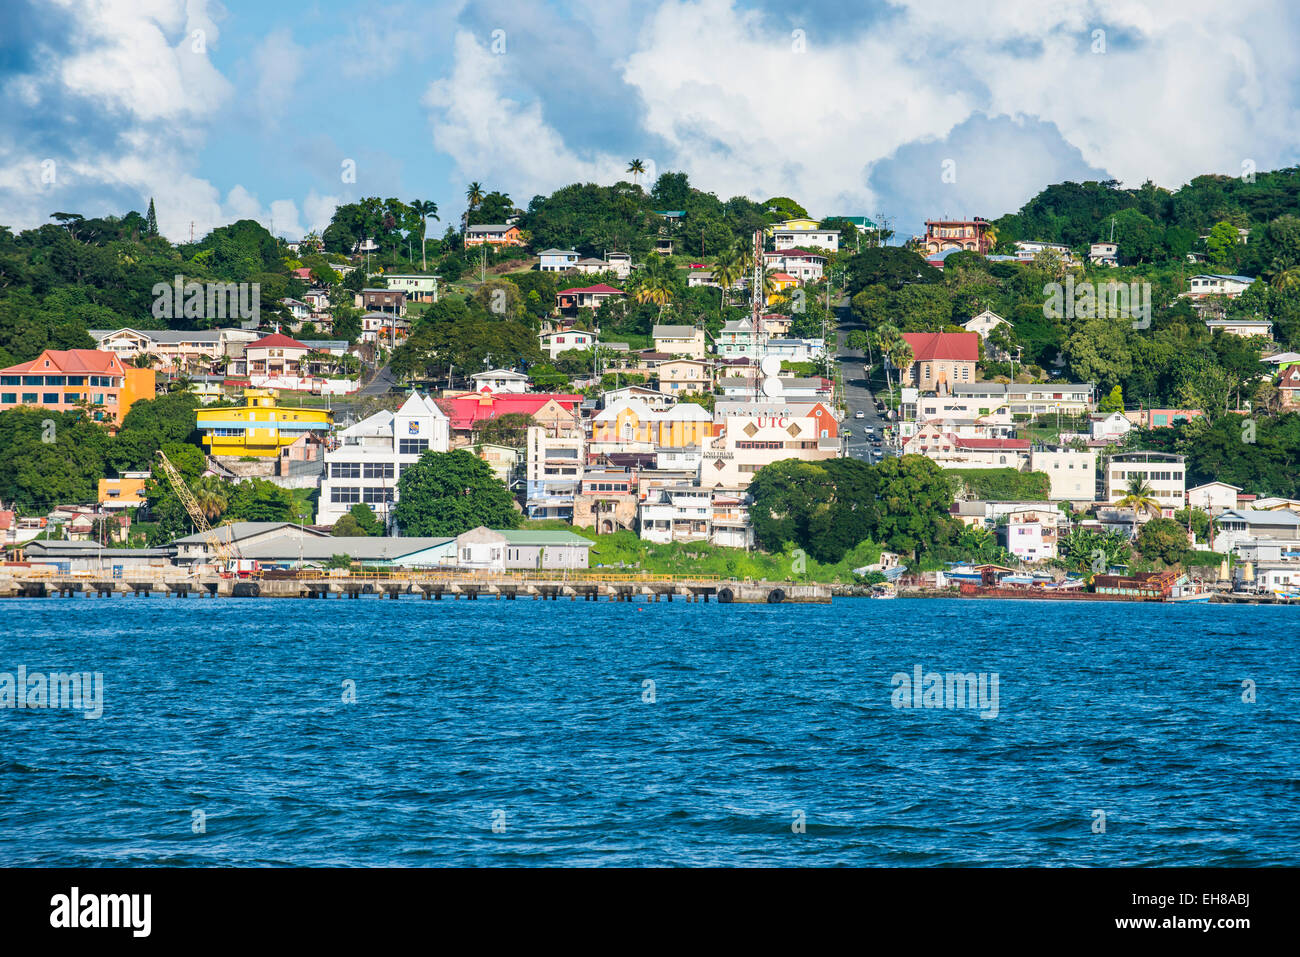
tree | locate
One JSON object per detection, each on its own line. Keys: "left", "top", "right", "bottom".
{"left": 871, "top": 455, "right": 957, "bottom": 558}
{"left": 1098, "top": 384, "right": 1124, "bottom": 413}
{"left": 1136, "top": 516, "right": 1192, "bottom": 566}
{"left": 626, "top": 159, "right": 646, "bottom": 187}
{"left": 410, "top": 200, "right": 439, "bottom": 271}
{"left": 145, "top": 198, "right": 158, "bottom": 238}
{"left": 464, "top": 182, "right": 485, "bottom": 229}
{"left": 331, "top": 503, "right": 382, "bottom": 537}
{"left": 392, "top": 449, "right": 520, "bottom": 536}
{"left": 1113, "top": 476, "right": 1162, "bottom": 522}
{"left": 1205, "top": 221, "right": 1241, "bottom": 269}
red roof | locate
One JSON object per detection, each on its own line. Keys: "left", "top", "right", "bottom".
{"left": 901, "top": 332, "right": 979, "bottom": 362}
{"left": 770, "top": 272, "right": 797, "bottom": 282}
{"left": 248, "top": 333, "right": 309, "bottom": 350}
{"left": 952, "top": 437, "right": 1031, "bottom": 451}
{"left": 1280, "top": 366, "right": 1300, "bottom": 388}
{"left": 291, "top": 267, "right": 312, "bottom": 279}
{"left": 557, "top": 284, "right": 625, "bottom": 296}
{"left": 435, "top": 392, "right": 583, "bottom": 431}
{"left": 1, "top": 348, "right": 122, "bottom": 375}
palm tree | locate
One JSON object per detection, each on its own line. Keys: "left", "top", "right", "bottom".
{"left": 626, "top": 159, "right": 646, "bottom": 187}
{"left": 633, "top": 254, "right": 676, "bottom": 315}
{"left": 192, "top": 477, "right": 228, "bottom": 523}
{"left": 1114, "top": 476, "right": 1162, "bottom": 523}
{"left": 464, "top": 182, "right": 484, "bottom": 230}
{"left": 873, "top": 323, "right": 907, "bottom": 394}
{"left": 712, "top": 242, "right": 746, "bottom": 315}
{"left": 410, "top": 200, "right": 439, "bottom": 271}
{"left": 1272, "top": 266, "right": 1300, "bottom": 293}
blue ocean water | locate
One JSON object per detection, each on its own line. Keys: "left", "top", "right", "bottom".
{"left": 1, "top": 596, "right": 1297, "bottom": 867}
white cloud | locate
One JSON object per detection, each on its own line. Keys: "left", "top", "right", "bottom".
{"left": 424, "top": 31, "right": 628, "bottom": 200}
{"left": 421, "top": 0, "right": 1300, "bottom": 229}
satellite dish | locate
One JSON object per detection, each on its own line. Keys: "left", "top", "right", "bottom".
{"left": 760, "top": 355, "right": 782, "bottom": 377}
{"left": 761, "top": 377, "right": 784, "bottom": 397}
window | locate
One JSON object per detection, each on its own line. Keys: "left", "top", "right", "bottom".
{"left": 330, "top": 487, "right": 360, "bottom": 504}
{"left": 0, "top": 393, "right": 14, "bottom": 403}
{"left": 42, "top": 393, "right": 58, "bottom": 404}
{"left": 399, "top": 439, "right": 428, "bottom": 455}
{"left": 331, "top": 462, "right": 361, "bottom": 479}
{"left": 362, "top": 487, "right": 394, "bottom": 504}
{"left": 364, "top": 463, "right": 395, "bottom": 480}
{"left": 21, "top": 393, "right": 37, "bottom": 403}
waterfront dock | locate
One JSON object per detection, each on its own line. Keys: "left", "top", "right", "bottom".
{"left": 0, "top": 570, "right": 831, "bottom": 604}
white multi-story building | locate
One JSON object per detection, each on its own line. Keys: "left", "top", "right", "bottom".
{"left": 638, "top": 486, "right": 754, "bottom": 548}
{"left": 1028, "top": 446, "right": 1098, "bottom": 501}
{"left": 1105, "top": 451, "right": 1185, "bottom": 514}
{"left": 524, "top": 425, "right": 585, "bottom": 521}
{"left": 771, "top": 228, "right": 840, "bottom": 252}
{"left": 701, "top": 401, "right": 839, "bottom": 488}
{"left": 317, "top": 392, "right": 450, "bottom": 527}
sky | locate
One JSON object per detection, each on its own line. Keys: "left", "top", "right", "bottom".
{"left": 3, "top": 0, "right": 1300, "bottom": 244}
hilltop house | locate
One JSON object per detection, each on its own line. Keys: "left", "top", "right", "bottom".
{"left": 896, "top": 332, "right": 979, "bottom": 393}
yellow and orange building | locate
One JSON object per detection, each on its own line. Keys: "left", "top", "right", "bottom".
{"left": 0, "top": 348, "right": 155, "bottom": 428}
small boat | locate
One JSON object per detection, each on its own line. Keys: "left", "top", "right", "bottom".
{"left": 869, "top": 583, "right": 897, "bottom": 599}
{"left": 1166, "top": 592, "right": 1212, "bottom": 603}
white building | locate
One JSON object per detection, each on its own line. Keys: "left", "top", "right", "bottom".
{"left": 1090, "top": 411, "right": 1132, "bottom": 442}
{"left": 317, "top": 392, "right": 450, "bottom": 527}
{"left": 539, "top": 329, "right": 595, "bottom": 359}
{"left": 1028, "top": 446, "right": 1097, "bottom": 501}
{"left": 1089, "top": 242, "right": 1119, "bottom": 266}
{"left": 771, "top": 228, "right": 840, "bottom": 252}
{"left": 1186, "top": 481, "right": 1241, "bottom": 514}
{"left": 961, "top": 310, "right": 1010, "bottom": 341}
{"left": 524, "top": 425, "right": 584, "bottom": 521}
{"left": 471, "top": 369, "right": 529, "bottom": 394}
{"left": 701, "top": 401, "right": 839, "bottom": 488}
{"left": 1204, "top": 318, "right": 1274, "bottom": 338}
{"left": 652, "top": 325, "right": 708, "bottom": 360}
{"left": 1105, "top": 451, "right": 1185, "bottom": 514}
{"left": 1183, "top": 274, "right": 1256, "bottom": 299}
{"left": 639, "top": 486, "right": 754, "bottom": 548}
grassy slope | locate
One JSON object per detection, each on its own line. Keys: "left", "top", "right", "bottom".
{"left": 518, "top": 519, "right": 884, "bottom": 583}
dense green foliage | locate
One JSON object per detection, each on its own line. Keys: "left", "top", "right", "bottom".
{"left": 392, "top": 449, "right": 520, "bottom": 536}
{"left": 945, "top": 468, "right": 1051, "bottom": 501}
{"left": 748, "top": 455, "right": 958, "bottom": 562}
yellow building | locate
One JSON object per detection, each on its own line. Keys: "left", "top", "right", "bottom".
{"left": 766, "top": 271, "right": 800, "bottom": 306}
{"left": 590, "top": 399, "right": 713, "bottom": 451}
{"left": 196, "top": 388, "right": 332, "bottom": 457}
{"left": 766, "top": 217, "right": 820, "bottom": 234}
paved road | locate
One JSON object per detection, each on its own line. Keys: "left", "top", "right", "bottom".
{"left": 359, "top": 363, "right": 397, "bottom": 397}
{"left": 831, "top": 297, "right": 894, "bottom": 463}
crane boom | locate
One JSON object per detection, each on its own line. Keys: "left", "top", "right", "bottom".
{"left": 155, "top": 450, "right": 233, "bottom": 566}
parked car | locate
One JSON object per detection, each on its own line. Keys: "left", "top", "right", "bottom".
{"left": 855, "top": 410, "right": 865, "bottom": 419}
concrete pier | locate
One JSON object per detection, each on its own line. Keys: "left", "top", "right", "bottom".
{"left": 0, "top": 571, "right": 833, "bottom": 604}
